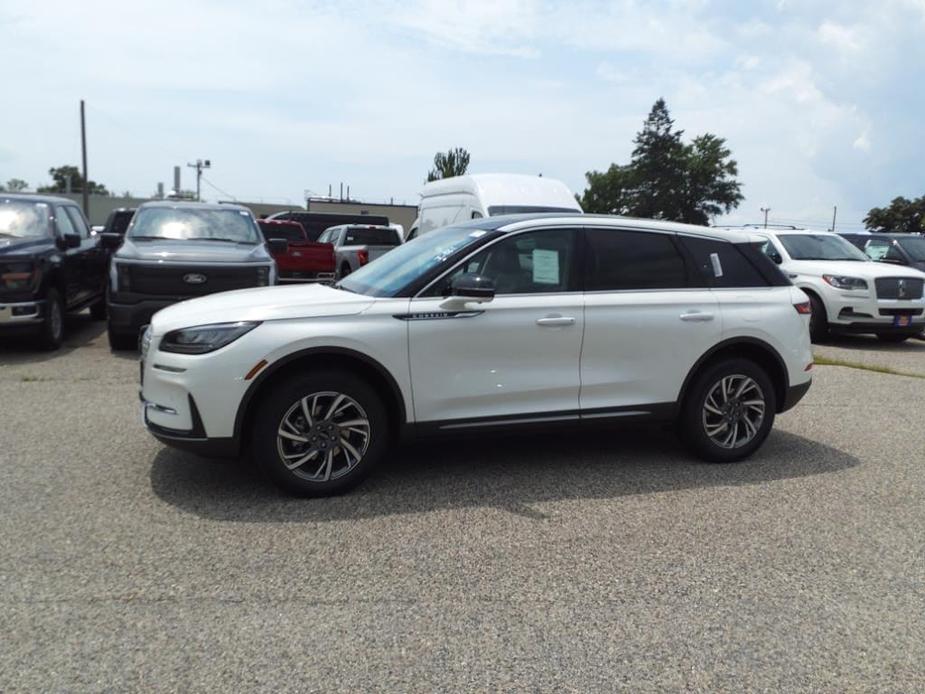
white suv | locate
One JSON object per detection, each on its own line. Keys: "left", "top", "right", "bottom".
{"left": 140, "top": 215, "right": 814, "bottom": 496}
{"left": 746, "top": 227, "right": 925, "bottom": 342}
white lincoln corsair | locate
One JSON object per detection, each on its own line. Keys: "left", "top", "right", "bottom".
{"left": 139, "top": 215, "right": 814, "bottom": 496}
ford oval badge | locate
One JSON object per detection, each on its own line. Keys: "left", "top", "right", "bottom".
{"left": 183, "top": 273, "right": 207, "bottom": 285}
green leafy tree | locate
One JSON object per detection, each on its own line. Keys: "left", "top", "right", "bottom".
{"left": 427, "top": 147, "right": 471, "bottom": 182}
{"left": 4, "top": 178, "right": 29, "bottom": 192}
{"left": 863, "top": 196, "right": 925, "bottom": 233}
{"left": 37, "top": 165, "right": 109, "bottom": 195}
{"left": 580, "top": 99, "right": 743, "bottom": 224}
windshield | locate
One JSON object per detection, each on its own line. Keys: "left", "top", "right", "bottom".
{"left": 129, "top": 207, "right": 260, "bottom": 243}
{"left": 778, "top": 234, "right": 868, "bottom": 261}
{"left": 487, "top": 205, "right": 580, "bottom": 216}
{"left": 0, "top": 200, "right": 51, "bottom": 239}
{"left": 896, "top": 236, "right": 925, "bottom": 262}
{"left": 337, "top": 225, "right": 493, "bottom": 297}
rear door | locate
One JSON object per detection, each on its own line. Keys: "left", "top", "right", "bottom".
{"left": 579, "top": 226, "right": 721, "bottom": 412}
{"left": 408, "top": 226, "right": 584, "bottom": 424}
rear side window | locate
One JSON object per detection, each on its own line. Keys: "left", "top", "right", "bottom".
{"left": 585, "top": 228, "right": 687, "bottom": 290}
{"left": 344, "top": 228, "right": 401, "bottom": 246}
{"left": 679, "top": 236, "right": 771, "bottom": 287}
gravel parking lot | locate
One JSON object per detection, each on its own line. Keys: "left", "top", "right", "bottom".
{"left": 2, "top": 314, "right": 923, "bottom": 691}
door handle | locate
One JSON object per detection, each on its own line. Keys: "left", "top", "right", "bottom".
{"left": 679, "top": 311, "right": 715, "bottom": 322}
{"left": 536, "top": 316, "right": 576, "bottom": 327}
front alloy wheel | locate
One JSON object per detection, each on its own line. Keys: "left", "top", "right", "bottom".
{"left": 253, "top": 371, "right": 388, "bottom": 496}
{"left": 276, "top": 392, "right": 371, "bottom": 482}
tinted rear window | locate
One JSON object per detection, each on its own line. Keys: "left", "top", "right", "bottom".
{"left": 343, "top": 228, "right": 401, "bottom": 246}
{"left": 585, "top": 228, "right": 687, "bottom": 290}
{"left": 258, "top": 222, "right": 305, "bottom": 243}
{"left": 679, "top": 236, "right": 771, "bottom": 287}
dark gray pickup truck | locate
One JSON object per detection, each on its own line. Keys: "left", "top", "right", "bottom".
{"left": 103, "top": 201, "right": 281, "bottom": 350}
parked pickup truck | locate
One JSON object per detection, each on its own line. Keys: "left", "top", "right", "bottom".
{"left": 317, "top": 224, "right": 403, "bottom": 279}
{"left": 0, "top": 194, "right": 108, "bottom": 349}
{"left": 258, "top": 219, "right": 335, "bottom": 283}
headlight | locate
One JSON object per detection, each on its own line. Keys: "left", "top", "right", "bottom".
{"left": 1, "top": 262, "right": 35, "bottom": 290}
{"left": 822, "top": 275, "right": 868, "bottom": 290}
{"left": 159, "top": 321, "right": 260, "bottom": 354}
{"left": 111, "top": 261, "right": 131, "bottom": 292}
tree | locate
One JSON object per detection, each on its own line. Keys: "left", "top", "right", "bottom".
{"left": 864, "top": 196, "right": 925, "bottom": 233}
{"left": 37, "top": 165, "right": 109, "bottom": 195}
{"left": 4, "top": 178, "right": 29, "bottom": 192}
{"left": 427, "top": 147, "right": 471, "bottom": 182}
{"left": 580, "top": 99, "right": 743, "bottom": 224}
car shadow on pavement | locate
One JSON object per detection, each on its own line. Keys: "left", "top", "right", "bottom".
{"left": 0, "top": 312, "right": 106, "bottom": 365}
{"left": 149, "top": 427, "right": 860, "bottom": 523}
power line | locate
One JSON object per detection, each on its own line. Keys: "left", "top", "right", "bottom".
{"left": 200, "top": 174, "right": 235, "bottom": 201}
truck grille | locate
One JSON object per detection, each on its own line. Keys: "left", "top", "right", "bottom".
{"left": 128, "top": 265, "right": 262, "bottom": 296}
{"left": 875, "top": 277, "right": 924, "bottom": 300}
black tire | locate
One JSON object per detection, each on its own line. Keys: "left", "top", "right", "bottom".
{"left": 340, "top": 263, "right": 352, "bottom": 279}
{"left": 252, "top": 370, "right": 389, "bottom": 496}
{"left": 876, "top": 333, "right": 913, "bottom": 343}
{"left": 108, "top": 323, "right": 137, "bottom": 351}
{"left": 678, "top": 358, "right": 777, "bottom": 463}
{"left": 89, "top": 297, "right": 106, "bottom": 321}
{"left": 38, "top": 289, "right": 65, "bottom": 351}
{"left": 807, "top": 293, "right": 829, "bottom": 343}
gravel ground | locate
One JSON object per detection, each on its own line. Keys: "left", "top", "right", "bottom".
{"left": 1, "top": 314, "right": 923, "bottom": 691}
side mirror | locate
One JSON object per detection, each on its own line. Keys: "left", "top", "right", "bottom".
{"left": 267, "top": 238, "right": 289, "bottom": 255}
{"left": 58, "top": 233, "right": 81, "bottom": 250}
{"left": 450, "top": 273, "right": 495, "bottom": 302}
{"left": 100, "top": 232, "right": 123, "bottom": 251}
{"left": 769, "top": 252, "right": 782, "bottom": 265}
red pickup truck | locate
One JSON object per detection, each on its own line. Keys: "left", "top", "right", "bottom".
{"left": 258, "top": 219, "right": 336, "bottom": 284}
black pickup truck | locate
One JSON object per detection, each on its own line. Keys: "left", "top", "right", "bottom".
{"left": 0, "top": 194, "right": 107, "bottom": 349}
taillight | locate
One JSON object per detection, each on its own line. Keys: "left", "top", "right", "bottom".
{"left": 794, "top": 301, "right": 811, "bottom": 315}
{"left": 358, "top": 249, "right": 369, "bottom": 266}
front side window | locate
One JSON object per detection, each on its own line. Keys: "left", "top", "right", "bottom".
{"left": 55, "top": 206, "right": 77, "bottom": 237}
{"left": 585, "top": 228, "right": 687, "bottom": 291}
{"left": 128, "top": 207, "right": 261, "bottom": 243}
{"left": 432, "top": 228, "right": 578, "bottom": 295}
{"left": 65, "top": 207, "right": 90, "bottom": 239}
{"left": 0, "top": 200, "right": 50, "bottom": 239}
{"left": 778, "top": 234, "right": 868, "bottom": 261}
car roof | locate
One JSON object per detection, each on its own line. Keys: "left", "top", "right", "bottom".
{"left": 138, "top": 200, "right": 252, "bottom": 213}
{"left": 0, "top": 192, "right": 79, "bottom": 206}
{"left": 447, "top": 213, "right": 759, "bottom": 243}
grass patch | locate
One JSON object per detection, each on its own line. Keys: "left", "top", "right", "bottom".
{"left": 813, "top": 355, "right": 925, "bottom": 379}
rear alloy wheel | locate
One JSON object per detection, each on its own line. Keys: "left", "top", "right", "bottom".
{"left": 340, "top": 263, "right": 352, "bottom": 279}
{"left": 38, "top": 289, "right": 65, "bottom": 351}
{"left": 679, "top": 358, "right": 776, "bottom": 463}
{"left": 808, "top": 293, "right": 829, "bottom": 343}
{"left": 253, "top": 371, "right": 388, "bottom": 496}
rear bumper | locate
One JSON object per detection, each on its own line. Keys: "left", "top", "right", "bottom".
{"left": 278, "top": 271, "right": 335, "bottom": 283}
{"left": 781, "top": 380, "right": 811, "bottom": 413}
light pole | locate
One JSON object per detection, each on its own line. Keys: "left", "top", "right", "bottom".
{"left": 186, "top": 159, "right": 211, "bottom": 201}
{"left": 760, "top": 207, "right": 771, "bottom": 229}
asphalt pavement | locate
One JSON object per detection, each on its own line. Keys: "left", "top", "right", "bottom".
{"left": 1, "top": 314, "right": 923, "bottom": 691}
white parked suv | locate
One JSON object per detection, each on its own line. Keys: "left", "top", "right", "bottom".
{"left": 139, "top": 215, "right": 813, "bottom": 496}
{"left": 744, "top": 227, "right": 925, "bottom": 342}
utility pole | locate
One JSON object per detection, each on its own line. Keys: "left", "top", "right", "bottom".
{"left": 186, "top": 159, "right": 211, "bottom": 201}
{"left": 830, "top": 205, "right": 838, "bottom": 233}
{"left": 80, "top": 99, "right": 89, "bottom": 217}
{"left": 760, "top": 207, "right": 770, "bottom": 229}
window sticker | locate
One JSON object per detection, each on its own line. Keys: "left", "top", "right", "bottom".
{"left": 533, "top": 248, "right": 560, "bottom": 284}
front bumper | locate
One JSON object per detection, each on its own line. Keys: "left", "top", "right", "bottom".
{"left": 826, "top": 291, "right": 925, "bottom": 330}
{"left": 0, "top": 299, "right": 45, "bottom": 328}
{"left": 141, "top": 391, "right": 239, "bottom": 458}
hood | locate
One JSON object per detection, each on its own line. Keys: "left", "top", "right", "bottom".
{"left": 0, "top": 236, "right": 55, "bottom": 257}
{"left": 116, "top": 237, "right": 272, "bottom": 264}
{"left": 788, "top": 259, "right": 925, "bottom": 280}
{"left": 149, "top": 283, "right": 375, "bottom": 334}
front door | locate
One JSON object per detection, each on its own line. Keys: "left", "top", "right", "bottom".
{"left": 408, "top": 227, "right": 583, "bottom": 425}
{"left": 53, "top": 204, "right": 84, "bottom": 307}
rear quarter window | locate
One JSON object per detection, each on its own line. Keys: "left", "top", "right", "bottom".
{"left": 679, "top": 236, "right": 779, "bottom": 287}
{"left": 344, "top": 228, "right": 401, "bottom": 246}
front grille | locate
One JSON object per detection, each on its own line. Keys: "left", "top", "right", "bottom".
{"left": 128, "top": 265, "right": 262, "bottom": 296}
{"left": 875, "top": 277, "right": 924, "bottom": 300}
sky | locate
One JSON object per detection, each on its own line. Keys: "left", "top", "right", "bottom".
{"left": 2, "top": 0, "right": 924, "bottom": 230}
